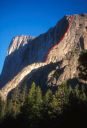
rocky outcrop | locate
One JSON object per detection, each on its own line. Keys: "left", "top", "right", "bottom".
{"left": 0, "top": 63, "right": 47, "bottom": 99}
{"left": 47, "top": 14, "right": 87, "bottom": 83}
{"left": 8, "top": 35, "right": 34, "bottom": 55}
{"left": 0, "top": 14, "right": 87, "bottom": 99}
{"left": 0, "top": 36, "right": 34, "bottom": 87}
{"left": 0, "top": 15, "right": 70, "bottom": 87}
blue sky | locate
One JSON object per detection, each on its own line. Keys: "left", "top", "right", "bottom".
{"left": 0, "top": 0, "right": 87, "bottom": 73}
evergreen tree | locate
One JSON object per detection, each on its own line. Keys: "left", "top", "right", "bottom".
{"left": 43, "top": 89, "right": 53, "bottom": 108}
{"left": 50, "top": 94, "right": 59, "bottom": 117}
{"left": 20, "top": 82, "right": 43, "bottom": 127}
{"left": 55, "top": 83, "right": 70, "bottom": 110}
{"left": 7, "top": 87, "right": 21, "bottom": 117}
{"left": 0, "top": 97, "right": 5, "bottom": 120}
{"left": 0, "top": 82, "right": 87, "bottom": 128}
{"left": 19, "top": 84, "right": 27, "bottom": 105}
{"left": 43, "top": 89, "right": 53, "bottom": 117}
{"left": 78, "top": 50, "right": 87, "bottom": 82}
{"left": 80, "top": 86, "right": 87, "bottom": 101}
{"left": 27, "top": 82, "right": 36, "bottom": 104}
{"left": 35, "top": 86, "right": 43, "bottom": 113}
{"left": 20, "top": 82, "right": 36, "bottom": 120}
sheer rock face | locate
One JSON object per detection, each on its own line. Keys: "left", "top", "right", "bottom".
{"left": 0, "top": 36, "right": 35, "bottom": 87}
{"left": 0, "top": 14, "right": 87, "bottom": 99}
{"left": 48, "top": 14, "right": 87, "bottom": 85}
{"left": 8, "top": 36, "right": 34, "bottom": 55}
{"left": 0, "top": 15, "right": 69, "bottom": 88}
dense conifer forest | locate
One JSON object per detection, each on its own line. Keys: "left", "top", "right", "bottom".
{"left": 0, "top": 82, "right": 87, "bottom": 128}
{"left": 0, "top": 50, "right": 87, "bottom": 128}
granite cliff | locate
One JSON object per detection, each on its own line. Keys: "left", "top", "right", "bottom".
{"left": 0, "top": 14, "right": 87, "bottom": 99}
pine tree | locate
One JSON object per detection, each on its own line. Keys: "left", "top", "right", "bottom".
{"left": 50, "top": 94, "right": 59, "bottom": 117}
{"left": 80, "top": 86, "right": 87, "bottom": 101}
{"left": 78, "top": 50, "right": 87, "bottom": 83}
{"left": 43, "top": 89, "right": 53, "bottom": 108}
{"left": 43, "top": 89, "right": 53, "bottom": 117}
{"left": 20, "top": 82, "right": 43, "bottom": 127}
{"left": 35, "top": 86, "right": 43, "bottom": 111}
{"left": 19, "top": 84, "right": 27, "bottom": 105}
{"left": 27, "top": 82, "right": 36, "bottom": 105}
{"left": 55, "top": 83, "right": 70, "bottom": 109}
{"left": 30, "top": 85, "right": 43, "bottom": 120}
{"left": 7, "top": 87, "right": 21, "bottom": 117}
{"left": 0, "top": 97, "right": 5, "bottom": 120}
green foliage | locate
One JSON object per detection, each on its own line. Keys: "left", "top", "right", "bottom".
{"left": 6, "top": 85, "right": 27, "bottom": 118}
{"left": 6, "top": 87, "right": 21, "bottom": 117}
{"left": 78, "top": 50, "right": 87, "bottom": 81}
{"left": 43, "top": 89, "right": 53, "bottom": 105}
{"left": 0, "top": 82, "right": 87, "bottom": 128}
{"left": 20, "top": 82, "right": 43, "bottom": 127}
{"left": 55, "top": 83, "right": 70, "bottom": 108}
{"left": 27, "top": 82, "right": 36, "bottom": 104}
{"left": 42, "top": 89, "right": 53, "bottom": 117}
{"left": 0, "top": 97, "right": 6, "bottom": 120}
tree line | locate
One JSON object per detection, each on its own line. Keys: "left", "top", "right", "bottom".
{"left": 0, "top": 50, "right": 87, "bottom": 128}
{"left": 0, "top": 82, "right": 87, "bottom": 128}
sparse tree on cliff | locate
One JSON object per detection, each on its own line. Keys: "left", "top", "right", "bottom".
{"left": 78, "top": 50, "right": 87, "bottom": 83}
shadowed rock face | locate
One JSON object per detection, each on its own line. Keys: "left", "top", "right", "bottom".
{"left": 0, "top": 36, "right": 35, "bottom": 87}
{"left": 0, "top": 15, "right": 69, "bottom": 87}
{"left": 0, "top": 14, "right": 87, "bottom": 99}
